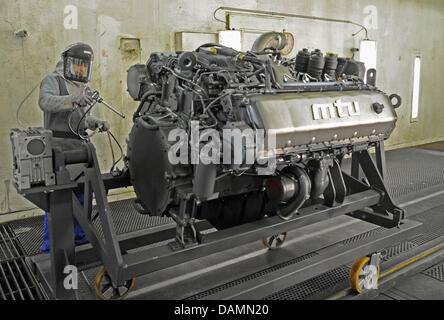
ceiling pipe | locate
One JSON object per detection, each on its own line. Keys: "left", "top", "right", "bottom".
{"left": 213, "top": 6, "right": 369, "bottom": 39}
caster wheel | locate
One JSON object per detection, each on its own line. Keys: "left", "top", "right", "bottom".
{"left": 262, "top": 232, "right": 288, "bottom": 249}
{"left": 94, "top": 267, "right": 135, "bottom": 300}
{"left": 349, "top": 256, "right": 380, "bottom": 294}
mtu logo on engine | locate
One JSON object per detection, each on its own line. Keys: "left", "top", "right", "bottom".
{"left": 312, "top": 100, "right": 361, "bottom": 120}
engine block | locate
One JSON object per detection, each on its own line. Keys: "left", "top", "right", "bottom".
{"left": 125, "top": 40, "right": 401, "bottom": 230}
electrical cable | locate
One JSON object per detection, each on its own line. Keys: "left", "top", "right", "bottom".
{"left": 196, "top": 70, "right": 230, "bottom": 85}
{"left": 133, "top": 91, "right": 157, "bottom": 118}
{"left": 75, "top": 102, "right": 95, "bottom": 140}
{"left": 68, "top": 107, "right": 80, "bottom": 137}
{"left": 107, "top": 131, "right": 116, "bottom": 172}
{"left": 202, "top": 91, "right": 231, "bottom": 114}
{"left": 162, "top": 66, "right": 209, "bottom": 98}
{"left": 182, "top": 82, "right": 207, "bottom": 111}
{"left": 107, "top": 130, "right": 124, "bottom": 171}
{"left": 16, "top": 80, "right": 42, "bottom": 128}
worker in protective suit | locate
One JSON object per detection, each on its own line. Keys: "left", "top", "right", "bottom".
{"left": 39, "top": 42, "right": 109, "bottom": 253}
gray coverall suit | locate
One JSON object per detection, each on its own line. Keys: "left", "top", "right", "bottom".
{"left": 38, "top": 60, "right": 105, "bottom": 252}
{"left": 39, "top": 60, "right": 104, "bottom": 148}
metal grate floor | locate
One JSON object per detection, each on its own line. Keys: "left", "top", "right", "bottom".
{"left": 8, "top": 200, "right": 172, "bottom": 257}
{"left": 0, "top": 225, "right": 44, "bottom": 300}
{"left": 341, "top": 227, "right": 386, "bottom": 245}
{"left": 341, "top": 147, "right": 444, "bottom": 200}
{"left": 408, "top": 207, "right": 444, "bottom": 247}
{"left": 185, "top": 252, "right": 317, "bottom": 300}
{"left": 184, "top": 219, "right": 439, "bottom": 300}
{"left": 381, "top": 242, "right": 418, "bottom": 261}
{"left": 263, "top": 266, "right": 350, "bottom": 300}
{"left": 249, "top": 205, "right": 444, "bottom": 300}
{"left": 422, "top": 263, "right": 444, "bottom": 282}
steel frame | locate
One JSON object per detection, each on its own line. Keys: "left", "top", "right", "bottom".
{"left": 21, "top": 141, "right": 408, "bottom": 299}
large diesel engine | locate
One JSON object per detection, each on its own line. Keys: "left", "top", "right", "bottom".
{"left": 125, "top": 38, "right": 401, "bottom": 243}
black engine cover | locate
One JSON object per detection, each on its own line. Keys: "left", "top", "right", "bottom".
{"left": 126, "top": 118, "right": 175, "bottom": 216}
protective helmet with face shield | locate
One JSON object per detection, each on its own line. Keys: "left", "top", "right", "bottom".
{"left": 62, "top": 42, "right": 94, "bottom": 83}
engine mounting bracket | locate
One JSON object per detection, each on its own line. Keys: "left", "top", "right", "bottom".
{"left": 346, "top": 146, "right": 404, "bottom": 228}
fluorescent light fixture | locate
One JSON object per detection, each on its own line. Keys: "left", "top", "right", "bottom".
{"left": 411, "top": 56, "right": 421, "bottom": 120}
{"left": 359, "top": 40, "right": 377, "bottom": 83}
{"left": 218, "top": 30, "right": 243, "bottom": 51}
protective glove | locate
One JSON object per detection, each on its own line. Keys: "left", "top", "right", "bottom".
{"left": 97, "top": 120, "right": 110, "bottom": 132}
{"left": 85, "top": 116, "right": 110, "bottom": 132}
{"left": 71, "top": 94, "right": 94, "bottom": 107}
{"left": 100, "top": 121, "right": 110, "bottom": 132}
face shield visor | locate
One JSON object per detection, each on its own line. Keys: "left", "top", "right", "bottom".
{"left": 63, "top": 56, "right": 93, "bottom": 83}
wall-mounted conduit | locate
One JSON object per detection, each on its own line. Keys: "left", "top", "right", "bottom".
{"left": 213, "top": 7, "right": 369, "bottom": 39}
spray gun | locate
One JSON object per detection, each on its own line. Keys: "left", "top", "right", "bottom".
{"left": 87, "top": 90, "right": 126, "bottom": 119}
{"left": 69, "top": 90, "right": 126, "bottom": 140}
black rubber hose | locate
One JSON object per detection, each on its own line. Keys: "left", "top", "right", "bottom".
{"left": 275, "top": 166, "right": 311, "bottom": 220}
{"left": 137, "top": 116, "right": 159, "bottom": 131}
{"left": 132, "top": 91, "right": 160, "bottom": 123}
{"left": 196, "top": 43, "right": 239, "bottom": 56}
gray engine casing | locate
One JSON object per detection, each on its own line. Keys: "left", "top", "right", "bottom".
{"left": 10, "top": 127, "right": 56, "bottom": 190}
{"left": 247, "top": 90, "right": 397, "bottom": 155}
{"left": 125, "top": 44, "right": 402, "bottom": 229}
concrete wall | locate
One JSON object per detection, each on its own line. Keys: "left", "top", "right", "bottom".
{"left": 0, "top": 0, "right": 443, "bottom": 216}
